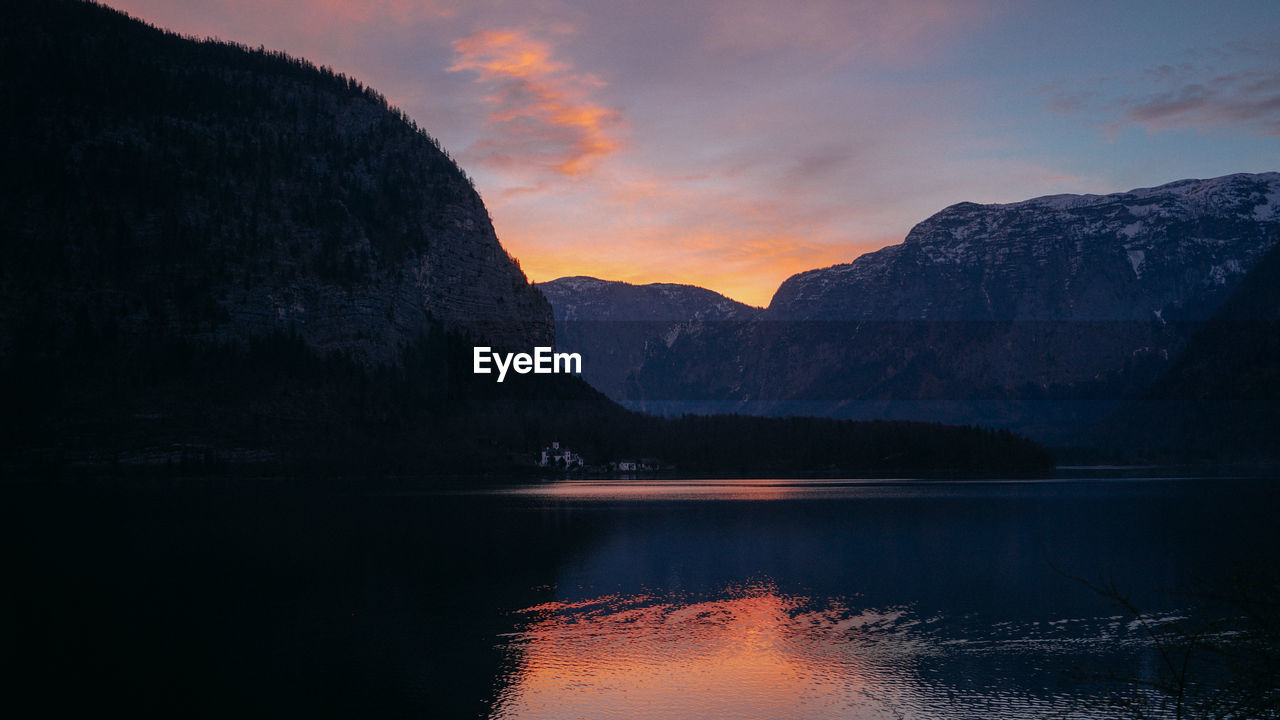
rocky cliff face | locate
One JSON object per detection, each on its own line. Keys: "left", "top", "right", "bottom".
{"left": 1095, "top": 238, "right": 1280, "bottom": 461}
{"left": 618, "top": 173, "right": 1280, "bottom": 441}
{"left": 537, "top": 277, "right": 758, "bottom": 399}
{"left": 0, "top": 0, "right": 551, "bottom": 366}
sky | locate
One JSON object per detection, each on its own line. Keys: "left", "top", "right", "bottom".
{"left": 106, "top": 0, "right": 1280, "bottom": 307}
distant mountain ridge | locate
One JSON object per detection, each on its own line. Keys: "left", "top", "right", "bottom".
{"left": 538, "top": 276, "right": 757, "bottom": 400}
{"left": 544, "top": 173, "right": 1280, "bottom": 444}
{"left": 540, "top": 276, "right": 758, "bottom": 322}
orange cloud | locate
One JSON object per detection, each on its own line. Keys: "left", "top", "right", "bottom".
{"left": 450, "top": 29, "right": 624, "bottom": 177}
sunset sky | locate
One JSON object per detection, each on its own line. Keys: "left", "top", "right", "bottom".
{"left": 106, "top": 0, "right": 1280, "bottom": 307}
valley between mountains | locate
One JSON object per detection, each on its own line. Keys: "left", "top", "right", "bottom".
{"left": 541, "top": 172, "right": 1280, "bottom": 460}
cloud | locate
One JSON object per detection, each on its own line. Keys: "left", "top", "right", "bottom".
{"left": 1124, "top": 70, "right": 1280, "bottom": 136}
{"left": 1044, "top": 47, "right": 1280, "bottom": 138}
{"left": 450, "top": 29, "right": 625, "bottom": 178}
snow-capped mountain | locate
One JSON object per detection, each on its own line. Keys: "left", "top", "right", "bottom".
{"left": 770, "top": 172, "right": 1279, "bottom": 322}
{"left": 613, "top": 173, "right": 1280, "bottom": 441}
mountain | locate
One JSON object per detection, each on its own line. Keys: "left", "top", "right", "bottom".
{"left": 613, "top": 173, "right": 1280, "bottom": 442}
{"left": 0, "top": 0, "right": 557, "bottom": 472}
{"left": 537, "top": 277, "right": 759, "bottom": 399}
{"left": 0, "top": 0, "right": 551, "bottom": 366}
{"left": 0, "top": 0, "right": 1052, "bottom": 478}
{"left": 1093, "top": 238, "right": 1280, "bottom": 462}
{"left": 769, "top": 173, "right": 1279, "bottom": 323}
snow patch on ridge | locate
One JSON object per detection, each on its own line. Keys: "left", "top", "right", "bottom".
{"left": 1256, "top": 189, "right": 1280, "bottom": 220}
{"left": 1126, "top": 250, "right": 1146, "bottom": 278}
{"left": 1119, "top": 221, "right": 1144, "bottom": 238}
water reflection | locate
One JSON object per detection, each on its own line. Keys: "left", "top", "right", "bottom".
{"left": 6, "top": 477, "right": 1275, "bottom": 718}
{"left": 481, "top": 477, "right": 1280, "bottom": 720}
{"left": 489, "top": 584, "right": 1208, "bottom": 719}
{"left": 492, "top": 586, "right": 929, "bottom": 720}
{"left": 489, "top": 477, "right": 1038, "bottom": 502}
{"left": 492, "top": 477, "right": 869, "bottom": 502}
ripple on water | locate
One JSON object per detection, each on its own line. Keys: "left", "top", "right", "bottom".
{"left": 486, "top": 585, "right": 1172, "bottom": 720}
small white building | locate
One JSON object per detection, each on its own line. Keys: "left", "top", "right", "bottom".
{"left": 539, "top": 441, "right": 583, "bottom": 469}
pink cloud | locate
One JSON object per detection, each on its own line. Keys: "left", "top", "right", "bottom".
{"left": 450, "top": 29, "right": 625, "bottom": 177}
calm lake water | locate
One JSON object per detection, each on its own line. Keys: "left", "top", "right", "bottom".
{"left": 6, "top": 475, "right": 1279, "bottom": 718}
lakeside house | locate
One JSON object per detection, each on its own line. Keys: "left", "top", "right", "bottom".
{"left": 537, "top": 444, "right": 664, "bottom": 473}
{"left": 538, "top": 441, "right": 583, "bottom": 470}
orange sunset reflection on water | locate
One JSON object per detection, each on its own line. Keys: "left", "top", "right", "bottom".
{"left": 488, "top": 587, "right": 928, "bottom": 720}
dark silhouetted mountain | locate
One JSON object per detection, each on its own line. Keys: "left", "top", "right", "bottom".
{"left": 0, "top": 0, "right": 1051, "bottom": 478}
{"left": 537, "top": 276, "right": 759, "bottom": 399}
{"left": 1092, "top": 239, "right": 1280, "bottom": 462}
{"left": 1, "top": 0, "right": 551, "bottom": 365}
{"left": 608, "top": 174, "right": 1280, "bottom": 442}
{"left": 0, "top": 0, "right": 558, "bottom": 472}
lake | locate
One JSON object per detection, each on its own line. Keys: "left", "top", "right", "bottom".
{"left": 6, "top": 475, "right": 1278, "bottom": 718}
